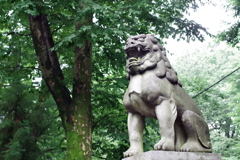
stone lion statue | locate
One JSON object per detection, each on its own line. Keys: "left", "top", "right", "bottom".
{"left": 123, "top": 34, "right": 212, "bottom": 157}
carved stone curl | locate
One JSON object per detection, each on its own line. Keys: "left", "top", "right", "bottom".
{"left": 123, "top": 34, "right": 212, "bottom": 158}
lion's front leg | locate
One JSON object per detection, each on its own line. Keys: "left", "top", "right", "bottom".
{"left": 124, "top": 112, "right": 144, "bottom": 158}
{"left": 154, "top": 99, "right": 177, "bottom": 151}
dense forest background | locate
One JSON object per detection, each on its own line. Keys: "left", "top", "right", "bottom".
{"left": 0, "top": 0, "right": 239, "bottom": 160}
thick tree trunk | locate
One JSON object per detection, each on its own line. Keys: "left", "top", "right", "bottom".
{"left": 65, "top": 17, "right": 93, "bottom": 159}
{"left": 29, "top": 12, "right": 92, "bottom": 160}
{"left": 28, "top": 14, "right": 71, "bottom": 125}
{"left": 65, "top": 39, "right": 92, "bottom": 159}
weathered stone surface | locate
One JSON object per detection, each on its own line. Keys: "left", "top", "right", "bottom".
{"left": 122, "top": 151, "right": 222, "bottom": 160}
{"left": 123, "top": 34, "right": 212, "bottom": 158}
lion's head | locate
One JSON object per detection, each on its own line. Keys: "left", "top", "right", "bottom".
{"left": 124, "top": 34, "right": 182, "bottom": 87}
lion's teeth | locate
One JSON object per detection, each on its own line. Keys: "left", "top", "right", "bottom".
{"left": 138, "top": 47, "right": 140, "bottom": 52}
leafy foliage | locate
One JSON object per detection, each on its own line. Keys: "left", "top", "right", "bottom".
{"left": 170, "top": 40, "right": 240, "bottom": 160}
{"left": 217, "top": 0, "right": 240, "bottom": 48}
{"left": 0, "top": 83, "right": 65, "bottom": 160}
{"left": 0, "top": 0, "right": 217, "bottom": 159}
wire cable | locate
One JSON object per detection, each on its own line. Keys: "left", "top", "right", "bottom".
{"left": 192, "top": 66, "right": 240, "bottom": 99}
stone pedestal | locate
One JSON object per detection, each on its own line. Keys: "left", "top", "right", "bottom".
{"left": 122, "top": 151, "right": 222, "bottom": 160}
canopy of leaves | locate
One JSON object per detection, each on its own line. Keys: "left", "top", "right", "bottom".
{"left": 0, "top": 82, "right": 65, "bottom": 160}
{"left": 0, "top": 0, "right": 215, "bottom": 159}
{"left": 217, "top": 0, "right": 240, "bottom": 48}
{"left": 170, "top": 40, "right": 240, "bottom": 160}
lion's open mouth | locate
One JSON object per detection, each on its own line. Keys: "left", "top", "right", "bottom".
{"left": 126, "top": 45, "right": 149, "bottom": 66}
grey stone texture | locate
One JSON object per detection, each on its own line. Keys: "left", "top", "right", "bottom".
{"left": 123, "top": 34, "right": 212, "bottom": 158}
{"left": 122, "top": 151, "right": 222, "bottom": 160}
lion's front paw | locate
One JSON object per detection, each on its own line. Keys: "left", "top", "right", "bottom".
{"left": 124, "top": 147, "right": 143, "bottom": 158}
{"left": 154, "top": 138, "right": 174, "bottom": 151}
{"left": 123, "top": 148, "right": 143, "bottom": 157}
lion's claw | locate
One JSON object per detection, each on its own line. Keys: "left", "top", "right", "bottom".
{"left": 154, "top": 138, "right": 174, "bottom": 151}
{"left": 124, "top": 148, "right": 143, "bottom": 158}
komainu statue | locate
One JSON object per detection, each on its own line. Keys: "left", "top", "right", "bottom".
{"left": 123, "top": 34, "right": 212, "bottom": 157}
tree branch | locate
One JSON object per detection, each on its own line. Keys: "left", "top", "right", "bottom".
{"left": 29, "top": 13, "right": 72, "bottom": 127}
{"left": 41, "top": 14, "right": 64, "bottom": 80}
{"left": 2, "top": 32, "right": 31, "bottom": 36}
{"left": 92, "top": 155, "right": 106, "bottom": 159}
{"left": 52, "top": 24, "right": 64, "bottom": 35}
{"left": 0, "top": 66, "right": 40, "bottom": 70}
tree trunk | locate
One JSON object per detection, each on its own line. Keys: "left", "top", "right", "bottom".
{"left": 29, "top": 12, "right": 92, "bottom": 159}
{"left": 28, "top": 13, "right": 71, "bottom": 126}
{"left": 65, "top": 39, "right": 92, "bottom": 159}
{"left": 64, "top": 14, "right": 93, "bottom": 159}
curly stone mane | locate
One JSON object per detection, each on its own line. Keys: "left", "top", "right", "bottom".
{"left": 123, "top": 34, "right": 212, "bottom": 157}
{"left": 124, "top": 34, "right": 182, "bottom": 87}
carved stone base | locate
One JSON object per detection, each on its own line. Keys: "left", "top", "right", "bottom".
{"left": 122, "top": 151, "right": 222, "bottom": 160}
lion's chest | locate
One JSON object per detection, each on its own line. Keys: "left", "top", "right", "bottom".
{"left": 128, "top": 75, "right": 142, "bottom": 94}
{"left": 128, "top": 72, "right": 169, "bottom": 106}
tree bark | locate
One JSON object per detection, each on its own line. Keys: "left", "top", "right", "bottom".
{"left": 65, "top": 16, "right": 93, "bottom": 160}
{"left": 28, "top": 14, "right": 71, "bottom": 126}
{"left": 29, "top": 12, "right": 93, "bottom": 159}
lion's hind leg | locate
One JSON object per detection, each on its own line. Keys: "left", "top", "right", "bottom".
{"left": 154, "top": 99, "right": 177, "bottom": 151}
{"left": 180, "top": 110, "right": 212, "bottom": 152}
{"left": 174, "top": 119, "right": 187, "bottom": 151}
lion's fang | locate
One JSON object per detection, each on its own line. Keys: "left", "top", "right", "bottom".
{"left": 138, "top": 47, "right": 140, "bottom": 52}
